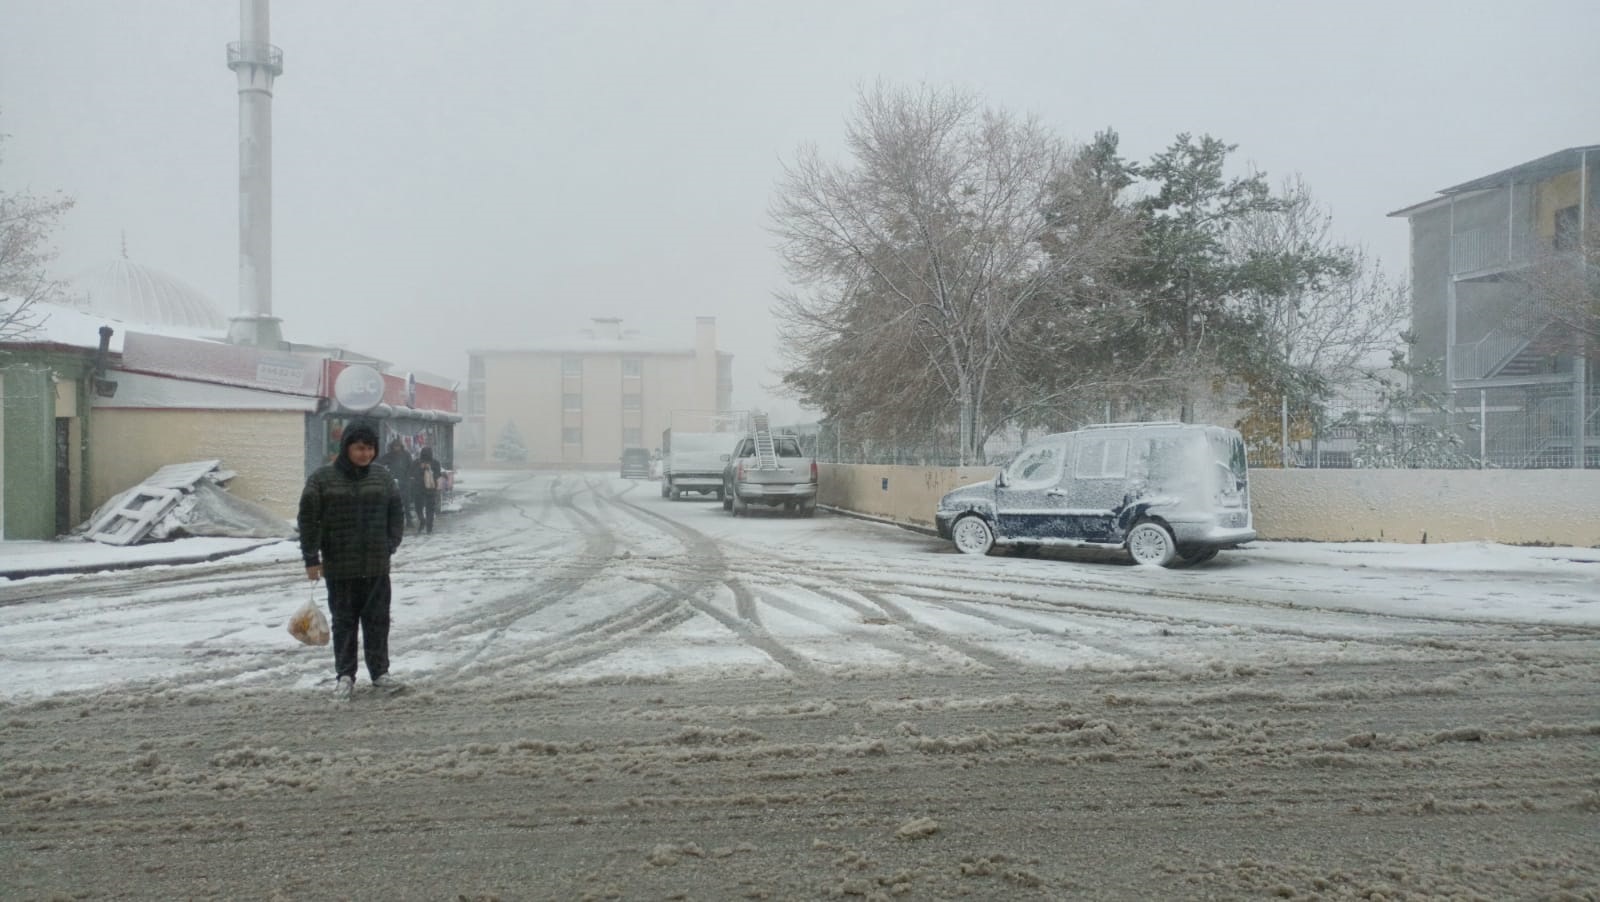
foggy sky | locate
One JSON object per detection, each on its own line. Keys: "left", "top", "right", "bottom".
{"left": 3, "top": 0, "right": 1595, "bottom": 422}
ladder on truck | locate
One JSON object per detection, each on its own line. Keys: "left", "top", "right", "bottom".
{"left": 751, "top": 413, "right": 779, "bottom": 470}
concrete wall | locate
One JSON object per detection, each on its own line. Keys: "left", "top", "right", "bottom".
{"left": 91, "top": 409, "right": 307, "bottom": 519}
{"left": 819, "top": 463, "right": 1600, "bottom": 546}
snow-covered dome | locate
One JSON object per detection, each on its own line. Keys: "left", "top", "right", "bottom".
{"left": 65, "top": 259, "right": 227, "bottom": 330}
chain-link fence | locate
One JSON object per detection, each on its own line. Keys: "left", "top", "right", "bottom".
{"left": 786, "top": 379, "right": 1600, "bottom": 470}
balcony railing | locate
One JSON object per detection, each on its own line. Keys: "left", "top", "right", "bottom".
{"left": 1452, "top": 332, "right": 1529, "bottom": 381}
{"left": 1449, "top": 226, "right": 1545, "bottom": 276}
{"left": 227, "top": 41, "right": 283, "bottom": 75}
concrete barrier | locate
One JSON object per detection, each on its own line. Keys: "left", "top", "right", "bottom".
{"left": 818, "top": 463, "right": 1600, "bottom": 547}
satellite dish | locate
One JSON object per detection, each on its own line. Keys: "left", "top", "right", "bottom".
{"left": 333, "top": 364, "right": 385, "bottom": 412}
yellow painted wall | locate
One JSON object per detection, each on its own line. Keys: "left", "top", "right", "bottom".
{"left": 90, "top": 409, "right": 307, "bottom": 518}
{"left": 1536, "top": 169, "right": 1581, "bottom": 239}
{"left": 820, "top": 464, "right": 1600, "bottom": 546}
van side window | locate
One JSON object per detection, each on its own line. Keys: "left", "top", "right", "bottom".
{"left": 1077, "top": 438, "right": 1128, "bottom": 478}
{"left": 1006, "top": 441, "right": 1064, "bottom": 489}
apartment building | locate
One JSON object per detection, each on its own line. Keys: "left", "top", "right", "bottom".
{"left": 1391, "top": 145, "right": 1597, "bottom": 467}
{"left": 464, "top": 316, "right": 733, "bottom": 467}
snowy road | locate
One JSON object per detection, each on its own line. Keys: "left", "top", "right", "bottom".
{"left": 3, "top": 471, "right": 1598, "bottom": 899}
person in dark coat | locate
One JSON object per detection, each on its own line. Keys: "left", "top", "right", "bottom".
{"left": 377, "top": 438, "right": 415, "bottom": 528}
{"left": 297, "top": 421, "right": 406, "bottom": 701}
{"left": 411, "top": 446, "right": 444, "bottom": 535}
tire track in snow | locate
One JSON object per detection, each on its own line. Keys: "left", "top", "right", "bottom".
{"left": 590, "top": 479, "right": 826, "bottom": 679}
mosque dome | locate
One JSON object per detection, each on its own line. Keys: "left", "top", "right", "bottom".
{"left": 65, "top": 259, "right": 228, "bottom": 331}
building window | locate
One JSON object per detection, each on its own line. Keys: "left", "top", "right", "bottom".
{"left": 562, "top": 427, "right": 582, "bottom": 445}
{"left": 622, "top": 358, "right": 642, "bottom": 377}
{"left": 623, "top": 427, "right": 642, "bottom": 447}
{"left": 562, "top": 393, "right": 582, "bottom": 411}
{"left": 562, "top": 357, "right": 583, "bottom": 376}
{"left": 622, "top": 393, "right": 642, "bottom": 411}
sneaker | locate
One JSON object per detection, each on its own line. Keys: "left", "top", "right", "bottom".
{"left": 333, "top": 675, "right": 355, "bottom": 701}
{"left": 371, "top": 674, "right": 405, "bottom": 693}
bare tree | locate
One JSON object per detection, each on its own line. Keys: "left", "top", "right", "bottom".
{"left": 770, "top": 84, "right": 1132, "bottom": 462}
{"left": 1, "top": 125, "right": 76, "bottom": 341}
{"left": 1227, "top": 175, "right": 1409, "bottom": 386}
{"left": 1512, "top": 225, "right": 1600, "bottom": 352}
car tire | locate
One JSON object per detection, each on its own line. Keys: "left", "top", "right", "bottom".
{"left": 1127, "top": 521, "right": 1177, "bottom": 567}
{"left": 661, "top": 482, "right": 670, "bottom": 498}
{"left": 670, "top": 487, "right": 681, "bottom": 500}
{"left": 800, "top": 501, "right": 816, "bottom": 518}
{"left": 951, "top": 514, "right": 995, "bottom": 555}
{"left": 731, "top": 492, "right": 747, "bottom": 517}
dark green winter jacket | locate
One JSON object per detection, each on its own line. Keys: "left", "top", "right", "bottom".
{"left": 298, "top": 458, "right": 405, "bottom": 579}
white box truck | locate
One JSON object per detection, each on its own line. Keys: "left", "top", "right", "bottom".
{"left": 661, "top": 429, "right": 735, "bottom": 501}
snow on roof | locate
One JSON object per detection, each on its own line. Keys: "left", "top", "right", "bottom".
{"left": 2, "top": 296, "right": 130, "bottom": 353}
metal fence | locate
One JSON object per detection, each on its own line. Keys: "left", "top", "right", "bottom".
{"left": 787, "top": 380, "right": 1600, "bottom": 470}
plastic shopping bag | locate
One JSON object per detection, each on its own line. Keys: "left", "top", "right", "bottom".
{"left": 287, "top": 590, "right": 331, "bottom": 646}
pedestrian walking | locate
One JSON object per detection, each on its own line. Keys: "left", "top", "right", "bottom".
{"left": 378, "top": 438, "right": 415, "bottom": 529}
{"left": 297, "top": 421, "right": 406, "bottom": 701}
{"left": 411, "top": 446, "right": 444, "bottom": 535}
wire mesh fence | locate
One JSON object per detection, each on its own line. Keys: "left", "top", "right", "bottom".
{"left": 787, "top": 379, "right": 1600, "bottom": 470}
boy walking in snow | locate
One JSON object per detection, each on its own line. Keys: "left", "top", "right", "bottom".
{"left": 298, "top": 421, "right": 407, "bottom": 701}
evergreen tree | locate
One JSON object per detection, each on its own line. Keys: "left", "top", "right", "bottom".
{"left": 493, "top": 420, "right": 528, "bottom": 462}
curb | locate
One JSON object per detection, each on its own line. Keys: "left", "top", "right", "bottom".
{"left": 0, "top": 540, "right": 281, "bottom": 581}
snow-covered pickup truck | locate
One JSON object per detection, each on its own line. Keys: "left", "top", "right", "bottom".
{"left": 721, "top": 434, "right": 818, "bottom": 517}
{"left": 661, "top": 430, "right": 734, "bottom": 500}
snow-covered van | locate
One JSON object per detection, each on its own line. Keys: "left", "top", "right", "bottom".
{"left": 935, "top": 422, "right": 1254, "bottom": 566}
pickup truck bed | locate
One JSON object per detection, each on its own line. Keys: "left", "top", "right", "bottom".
{"left": 722, "top": 435, "right": 818, "bottom": 517}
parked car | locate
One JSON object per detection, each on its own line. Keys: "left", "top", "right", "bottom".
{"left": 722, "top": 434, "right": 818, "bottom": 517}
{"left": 620, "top": 447, "right": 652, "bottom": 479}
{"left": 935, "top": 422, "right": 1254, "bottom": 566}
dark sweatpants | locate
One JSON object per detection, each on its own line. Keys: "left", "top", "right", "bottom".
{"left": 414, "top": 489, "right": 438, "bottom": 534}
{"left": 327, "top": 575, "right": 391, "bottom": 681}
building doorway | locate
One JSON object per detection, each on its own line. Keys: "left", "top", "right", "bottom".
{"left": 55, "top": 418, "right": 72, "bottom": 536}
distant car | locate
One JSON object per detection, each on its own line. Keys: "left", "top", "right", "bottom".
{"left": 935, "top": 422, "right": 1254, "bottom": 566}
{"left": 620, "top": 447, "right": 651, "bottom": 479}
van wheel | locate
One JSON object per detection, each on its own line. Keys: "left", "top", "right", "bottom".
{"left": 951, "top": 515, "right": 995, "bottom": 555}
{"left": 1127, "top": 521, "right": 1177, "bottom": 567}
